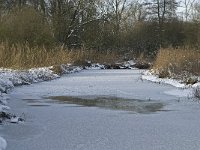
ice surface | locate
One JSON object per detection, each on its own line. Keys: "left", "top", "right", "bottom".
{"left": 1, "top": 69, "right": 200, "bottom": 150}
{"left": 0, "top": 137, "right": 7, "bottom": 150}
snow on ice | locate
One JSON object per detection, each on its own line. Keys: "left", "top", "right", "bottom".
{"left": 142, "top": 70, "right": 200, "bottom": 98}
{"left": 0, "top": 137, "right": 6, "bottom": 150}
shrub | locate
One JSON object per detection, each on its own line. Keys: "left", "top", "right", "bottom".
{"left": 0, "top": 7, "right": 55, "bottom": 47}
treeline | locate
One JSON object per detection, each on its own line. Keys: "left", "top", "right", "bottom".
{"left": 0, "top": 0, "right": 200, "bottom": 56}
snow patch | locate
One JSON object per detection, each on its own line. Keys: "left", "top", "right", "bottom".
{"left": 85, "top": 63, "right": 105, "bottom": 70}
{"left": 142, "top": 70, "right": 200, "bottom": 98}
{"left": 142, "top": 70, "right": 186, "bottom": 88}
{"left": 10, "top": 116, "right": 23, "bottom": 124}
{"left": 85, "top": 60, "right": 136, "bottom": 70}
{"left": 142, "top": 70, "right": 200, "bottom": 88}
{"left": 0, "top": 137, "right": 7, "bottom": 150}
{"left": 0, "top": 67, "right": 60, "bottom": 88}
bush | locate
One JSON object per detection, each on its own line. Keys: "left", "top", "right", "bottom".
{"left": 0, "top": 7, "right": 55, "bottom": 47}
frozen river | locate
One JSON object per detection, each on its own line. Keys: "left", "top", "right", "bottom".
{"left": 1, "top": 69, "right": 200, "bottom": 150}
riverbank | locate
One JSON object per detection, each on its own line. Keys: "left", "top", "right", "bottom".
{"left": 147, "top": 48, "right": 200, "bottom": 99}
{"left": 142, "top": 70, "right": 200, "bottom": 99}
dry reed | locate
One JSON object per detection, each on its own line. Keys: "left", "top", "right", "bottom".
{"left": 0, "top": 42, "right": 120, "bottom": 69}
{"left": 153, "top": 48, "right": 200, "bottom": 78}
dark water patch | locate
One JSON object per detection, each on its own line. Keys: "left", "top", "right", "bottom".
{"left": 22, "top": 99, "right": 37, "bottom": 101}
{"left": 22, "top": 99, "right": 42, "bottom": 103}
{"left": 28, "top": 104, "right": 50, "bottom": 107}
{"left": 47, "top": 96, "right": 165, "bottom": 114}
{"left": 22, "top": 98, "right": 51, "bottom": 107}
{"left": 22, "top": 98, "right": 53, "bottom": 104}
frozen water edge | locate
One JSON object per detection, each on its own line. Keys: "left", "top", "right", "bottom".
{"left": 142, "top": 70, "right": 200, "bottom": 98}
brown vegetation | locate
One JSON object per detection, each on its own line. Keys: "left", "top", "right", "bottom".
{"left": 0, "top": 1, "right": 199, "bottom": 72}
{"left": 153, "top": 48, "right": 200, "bottom": 80}
{"left": 0, "top": 42, "right": 121, "bottom": 69}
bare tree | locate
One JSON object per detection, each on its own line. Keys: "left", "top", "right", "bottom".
{"left": 192, "top": 1, "right": 200, "bottom": 21}
{"left": 145, "top": 0, "right": 178, "bottom": 46}
{"left": 182, "top": 0, "right": 196, "bottom": 21}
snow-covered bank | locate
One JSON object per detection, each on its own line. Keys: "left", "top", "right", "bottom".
{"left": 142, "top": 70, "right": 200, "bottom": 98}
{"left": 0, "top": 65, "right": 83, "bottom": 118}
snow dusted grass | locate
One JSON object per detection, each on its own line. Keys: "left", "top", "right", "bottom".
{"left": 0, "top": 65, "right": 83, "bottom": 92}
{"left": 0, "top": 67, "right": 59, "bottom": 89}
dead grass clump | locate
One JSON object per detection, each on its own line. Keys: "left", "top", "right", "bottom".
{"left": 0, "top": 42, "right": 121, "bottom": 69}
{"left": 185, "top": 77, "right": 198, "bottom": 85}
{"left": 157, "top": 69, "right": 171, "bottom": 78}
{"left": 50, "top": 65, "right": 64, "bottom": 75}
{"left": 153, "top": 48, "right": 200, "bottom": 79}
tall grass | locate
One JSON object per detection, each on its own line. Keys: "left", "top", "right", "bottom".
{"left": 153, "top": 48, "right": 200, "bottom": 79}
{"left": 0, "top": 42, "right": 121, "bottom": 69}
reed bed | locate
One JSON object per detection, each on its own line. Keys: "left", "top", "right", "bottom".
{"left": 0, "top": 42, "right": 121, "bottom": 69}
{"left": 153, "top": 48, "right": 200, "bottom": 79}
